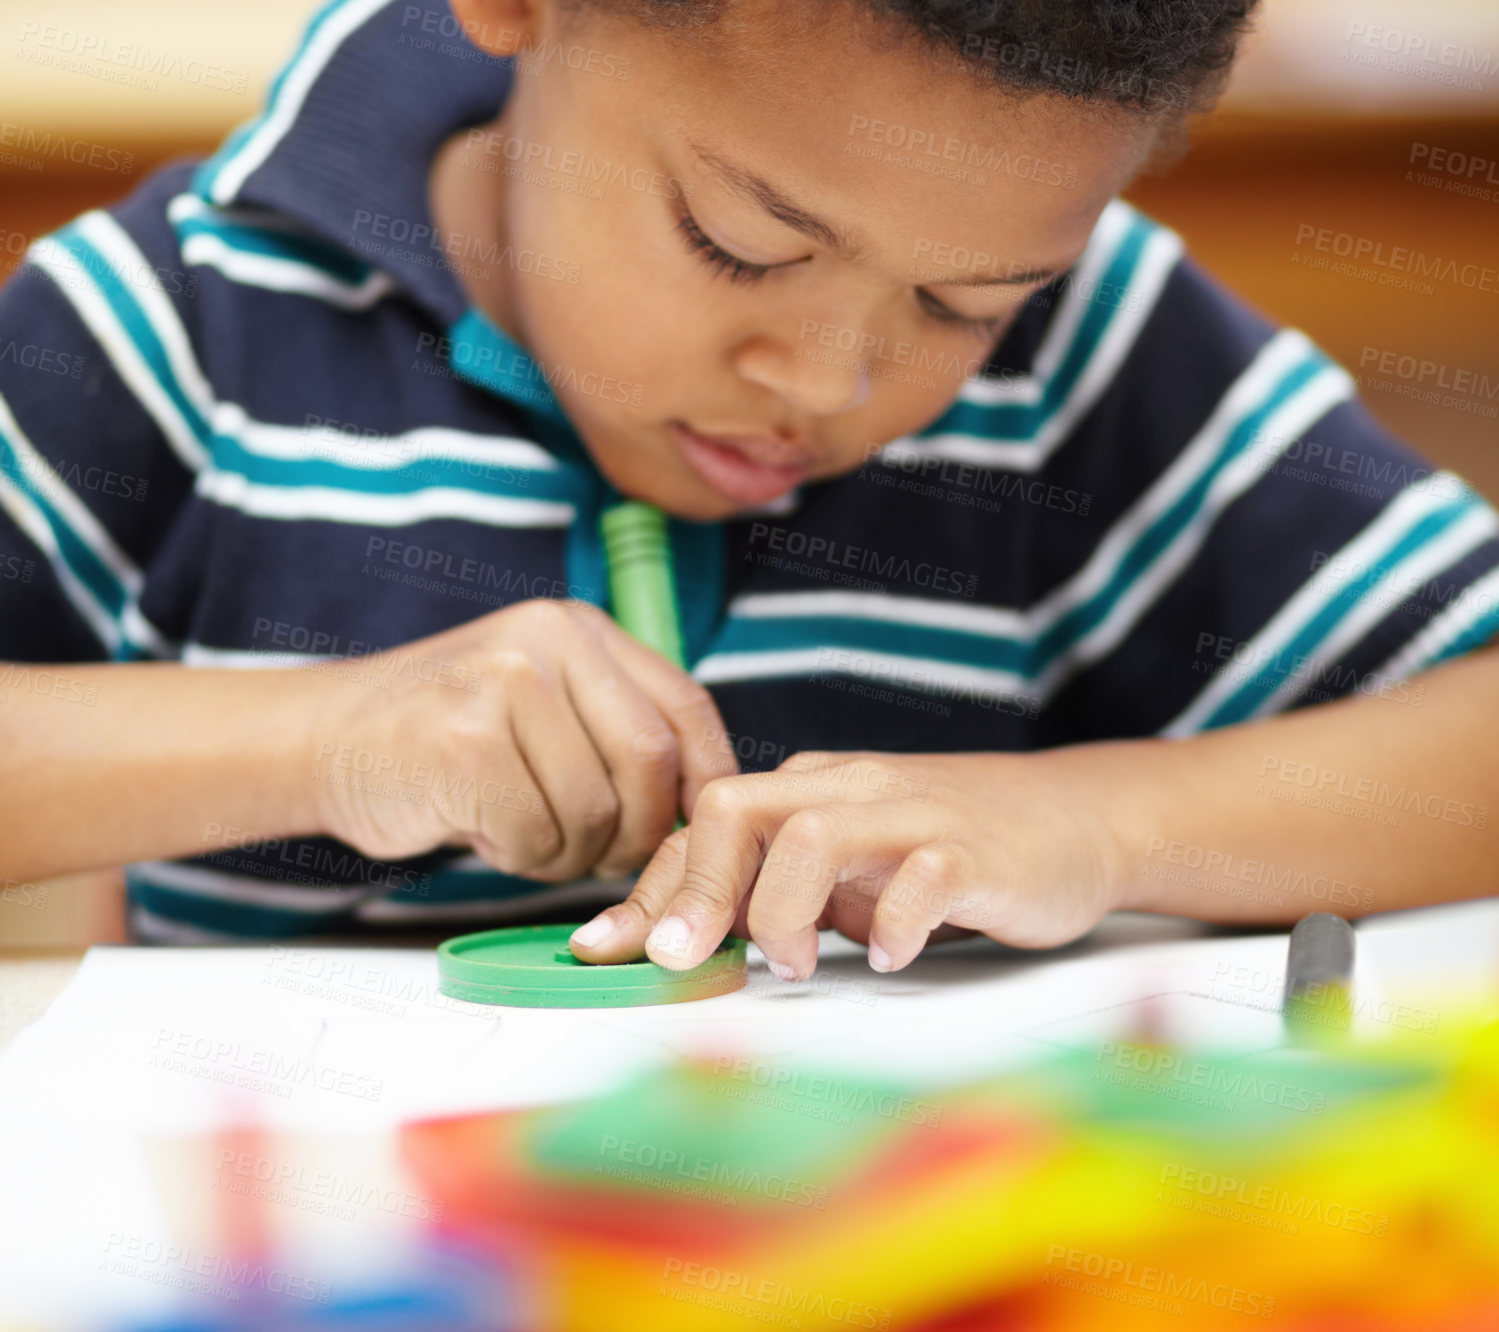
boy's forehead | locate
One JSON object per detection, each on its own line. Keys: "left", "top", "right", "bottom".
{"left": 593, "top": 3, "right": 1153, "bottom": 275}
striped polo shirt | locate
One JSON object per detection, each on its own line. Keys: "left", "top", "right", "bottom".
{"left": 3, "top": 0, "right": 1498, "bottom": 942}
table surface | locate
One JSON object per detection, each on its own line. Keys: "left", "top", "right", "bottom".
{"left": 0, "top": 951, "right": 84, "bottom": 1056}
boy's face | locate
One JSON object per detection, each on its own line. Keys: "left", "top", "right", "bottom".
{"left": 441, "top": 0, "right": 1162, "bottom": 520}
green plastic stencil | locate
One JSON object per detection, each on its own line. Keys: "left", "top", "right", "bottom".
{"left": 437, "top": 923, "right": 748, "bottom": 1008}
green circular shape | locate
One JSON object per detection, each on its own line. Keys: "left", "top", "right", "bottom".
{"left": 436, "top": 924, "right": 748, "bottom": 1008}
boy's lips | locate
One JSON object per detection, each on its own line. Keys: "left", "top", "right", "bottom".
{"left": 671, "top": 422, "right": 809, "bottom": 506}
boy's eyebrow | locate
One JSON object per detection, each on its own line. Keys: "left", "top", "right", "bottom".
{"left": 691, "top": 143, "right": 867, "bottom": 261}
{"left": 689, "top": 142, "right": 1062, "bottom": 286}
{"left": 928, "top": 266, "right": 1065, "bottom": 287}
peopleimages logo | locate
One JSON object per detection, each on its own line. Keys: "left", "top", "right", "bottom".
{"left": 1292, "top": 223, "right": 1499, "bottom": 295}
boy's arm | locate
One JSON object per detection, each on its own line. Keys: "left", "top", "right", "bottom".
{"left": 0, "top": 600, "right": 738, "bottom": 886}
{"left": 572, "top": 643, "right": 1499, "bottom": 976}
{"left": 0, "top": 663, "right": 335, "bottom": 883}
{"left": 1098, "top": 640, "right": 1499, "bottom": 921}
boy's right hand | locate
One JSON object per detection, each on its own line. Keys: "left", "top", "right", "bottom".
{"left": 307, "top": 599, "right": 737, "bottom": 882}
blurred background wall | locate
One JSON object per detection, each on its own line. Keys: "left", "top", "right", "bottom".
{"left": 2, "top": 0, "right": 1496, "bottom": 943}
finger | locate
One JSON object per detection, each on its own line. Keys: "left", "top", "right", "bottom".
{"left": 869, "top": 842, "right": 977, "bottom": 971}
{"left": 588, "top": 614, "right": 740, "bottom": 816}
{"left": 814, "top": 871, "right": 894, "bottom": 945}
{"left": 508, "top": 668, "right": 620, "bottom": 882}
{"left": 576, "top": 766, "right": 888, "bottom": 969}
{"left": 468, "top": 739, "right": 564, "bottom": 873}
{"left": 557, "top": 625, "right": 680, "bottom": 878}
{"left": 643, "top": 767, "right": 890, "bottom": 972}
{"left": 568, "top": 825, "right": 690, "bottom": 962}
{"left": 643, "top": 777, "right": 771, "bottom": 970}
{"left": 750, "top": 804, "right": 915, "bottom": 981}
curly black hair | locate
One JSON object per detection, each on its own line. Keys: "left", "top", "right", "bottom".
{"left": 577, "top": 0, "right": 1260, "bottom": 115}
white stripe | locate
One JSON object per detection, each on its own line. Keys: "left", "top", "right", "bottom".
{"left": 1376, "top": 566, "right": 1499, "bottom": 683}
{"left": 195, "top": 469, "right": 574, "bottom": 527}
{"left": 0, "top": 391, "right": 173, "bottom": 656}
{"left": 210, "top": 0, "right": 395, "bottom": 205}
{"left": 0, "top": 457, "right": 120, "bottom": 653}
{"left": 37, "top": 214, "right": 565, "bottom": 528}
{"left": 956, "top": 200, "right": 1137, "bottom": 408}
{"left": 219, "top": 405, "right": 560, "bottom": 474}
{"left": 738, "top": 490, "right": 802, "bottom": 518}
{"left": 1163, "top": 478, "right": 1471, "bottom": 736}
{"left": 1250, "top": 501, "right": 1498, "bottom": 719}
{"left": 76, "top": 213, "right": 220, "bottom": 453}
{"left": 442, "top": 853, "right": 491, "bottom": 873}
{"left": 714, "top": 335, "right": 1348, "bottom": 701}
{"left": 128, "top": 904, "right": 245, "bottom": 944}
{"left": 120, "top": 604, "right": 176, "bottom": 658}
{"left": 179, "top": 233, "right": 397, "bottom": 309}
{"left": 886, "top": 228, "right": 1182, "bottom": 472}
{"left": 0, "top": 392, "right": 141, "bottom": 596}
{"left": 729, "top": 590, "right": 1025, "bottom": 638}
{"left": 132, "top": 860, "right": 372, "bottom": 911}
{"left": 694, "top": 647, "right": 1030, "bottom": 700}
{"left": 26, "top": 238, "right": 209, "bottom": 473}
{"left": 356, "top": 878, "right": 629, "bottom": 923}
{"left": 1028, "top": 363, "right": 1355, "bottom": 702}
{"left": 181, "top": 644, "right": 328, "bottom": 669}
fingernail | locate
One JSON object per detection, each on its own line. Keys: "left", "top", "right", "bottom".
{"left": 767, "top": 960, "right": 799, "bottom": 983}
{"left": 570, "top": 916, "right": 614, "bottom": 949}
{"left": 867, "top": 943, "right": 893, "bottom": 973}
{"left": 648, "top": 916, "right": 691, "bottom": 960}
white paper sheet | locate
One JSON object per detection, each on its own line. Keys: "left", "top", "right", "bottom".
{"left": 2, "top": 900, "right": 1495, "bottom": 1325}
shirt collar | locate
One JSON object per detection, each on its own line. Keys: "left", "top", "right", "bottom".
{"left": 189, "top": 0, "right": 513, "bottom": 327}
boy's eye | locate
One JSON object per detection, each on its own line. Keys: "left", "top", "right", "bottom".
{"left": 675, "top": 203, "right": 1019, "bottom": 339}
{"left": 675, "top": 207, "right": 776, "bottom": 285}
{"left": 916, "top": 289, "right": 1013, "bottom": 337}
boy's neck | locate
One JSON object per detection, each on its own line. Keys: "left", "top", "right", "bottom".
{"left": 428, "top": 111, "right": 525, "bottom": 350}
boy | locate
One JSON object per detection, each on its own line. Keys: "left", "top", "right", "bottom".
{"left": 1, "top": 0, "right": 1496, "bottom": 980}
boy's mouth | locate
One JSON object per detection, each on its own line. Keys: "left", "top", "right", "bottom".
{"left": 671, "top": 423, "right": 808, "bottom": 506}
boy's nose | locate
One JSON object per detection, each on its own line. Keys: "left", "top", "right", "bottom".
{"left": 732, "top": 334, "right": 871, "bottom": 416}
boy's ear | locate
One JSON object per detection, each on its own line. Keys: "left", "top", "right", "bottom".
{"left": 447, "top": 0, "right": 540, "bottom": 59}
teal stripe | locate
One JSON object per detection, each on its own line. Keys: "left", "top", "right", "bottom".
{"left": 192, "top": 0, "right": 366, "bottom": 202}
{"left": 709, "top": 613, "right": 1026, "bottom": 677}
{"left": 671, "top": 515, "right": 727, "bottom": 669}
{"left": 130, "top": 866, "right": 561, "bottom": 932}
{"left": 207, "top": 431, "right": 586, "bottom": 504}
{"left": 709, "top": 349, "right": 1335, "bottom": 687}
{"left": 53, "top": 226, "right": 212, "bottom": 447}
{"left": 566, "top": 476, "right": 611, "bottom": 611}
{"left": 445, "top": 308, "right": 630, "bottom": 613}
{"left": 1029, "top": 353, "right": 1330, "bottom": 669}
{"left": 0, "top": 418, "right": 125, "bottom": 633}
{"left": 1202, "top": 491, "right": 1484, "bottom": 728}
{"left": 448, "top": 308, "right": 567, "bottom": 423}
{"left": 56, "top": 226, "right": 592, "bottom": 508}
{"left": 1430, "top": 595, "right": 1499, "bottom": 667}
{"left": 923, "top": 215, "right": 1154, "bottom": 441}
{"left": 172, "top": 213, "right": 376, "bottom": 286}
{"left": 127, "top": 878, "right": 357, "bottom": 938}
{"left": 386, "top": 867, "right": 559, "bottom": 905}
{"left": 190, "top": 124, "right": 258, "bottom": 200}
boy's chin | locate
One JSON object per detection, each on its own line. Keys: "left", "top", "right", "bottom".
{"left": 636, "top": 486, "right": 758, "bottom": 524}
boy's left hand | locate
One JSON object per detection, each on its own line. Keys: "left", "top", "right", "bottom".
{"left": 568, "top": 751, "right": 1130, "bottom": 979}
